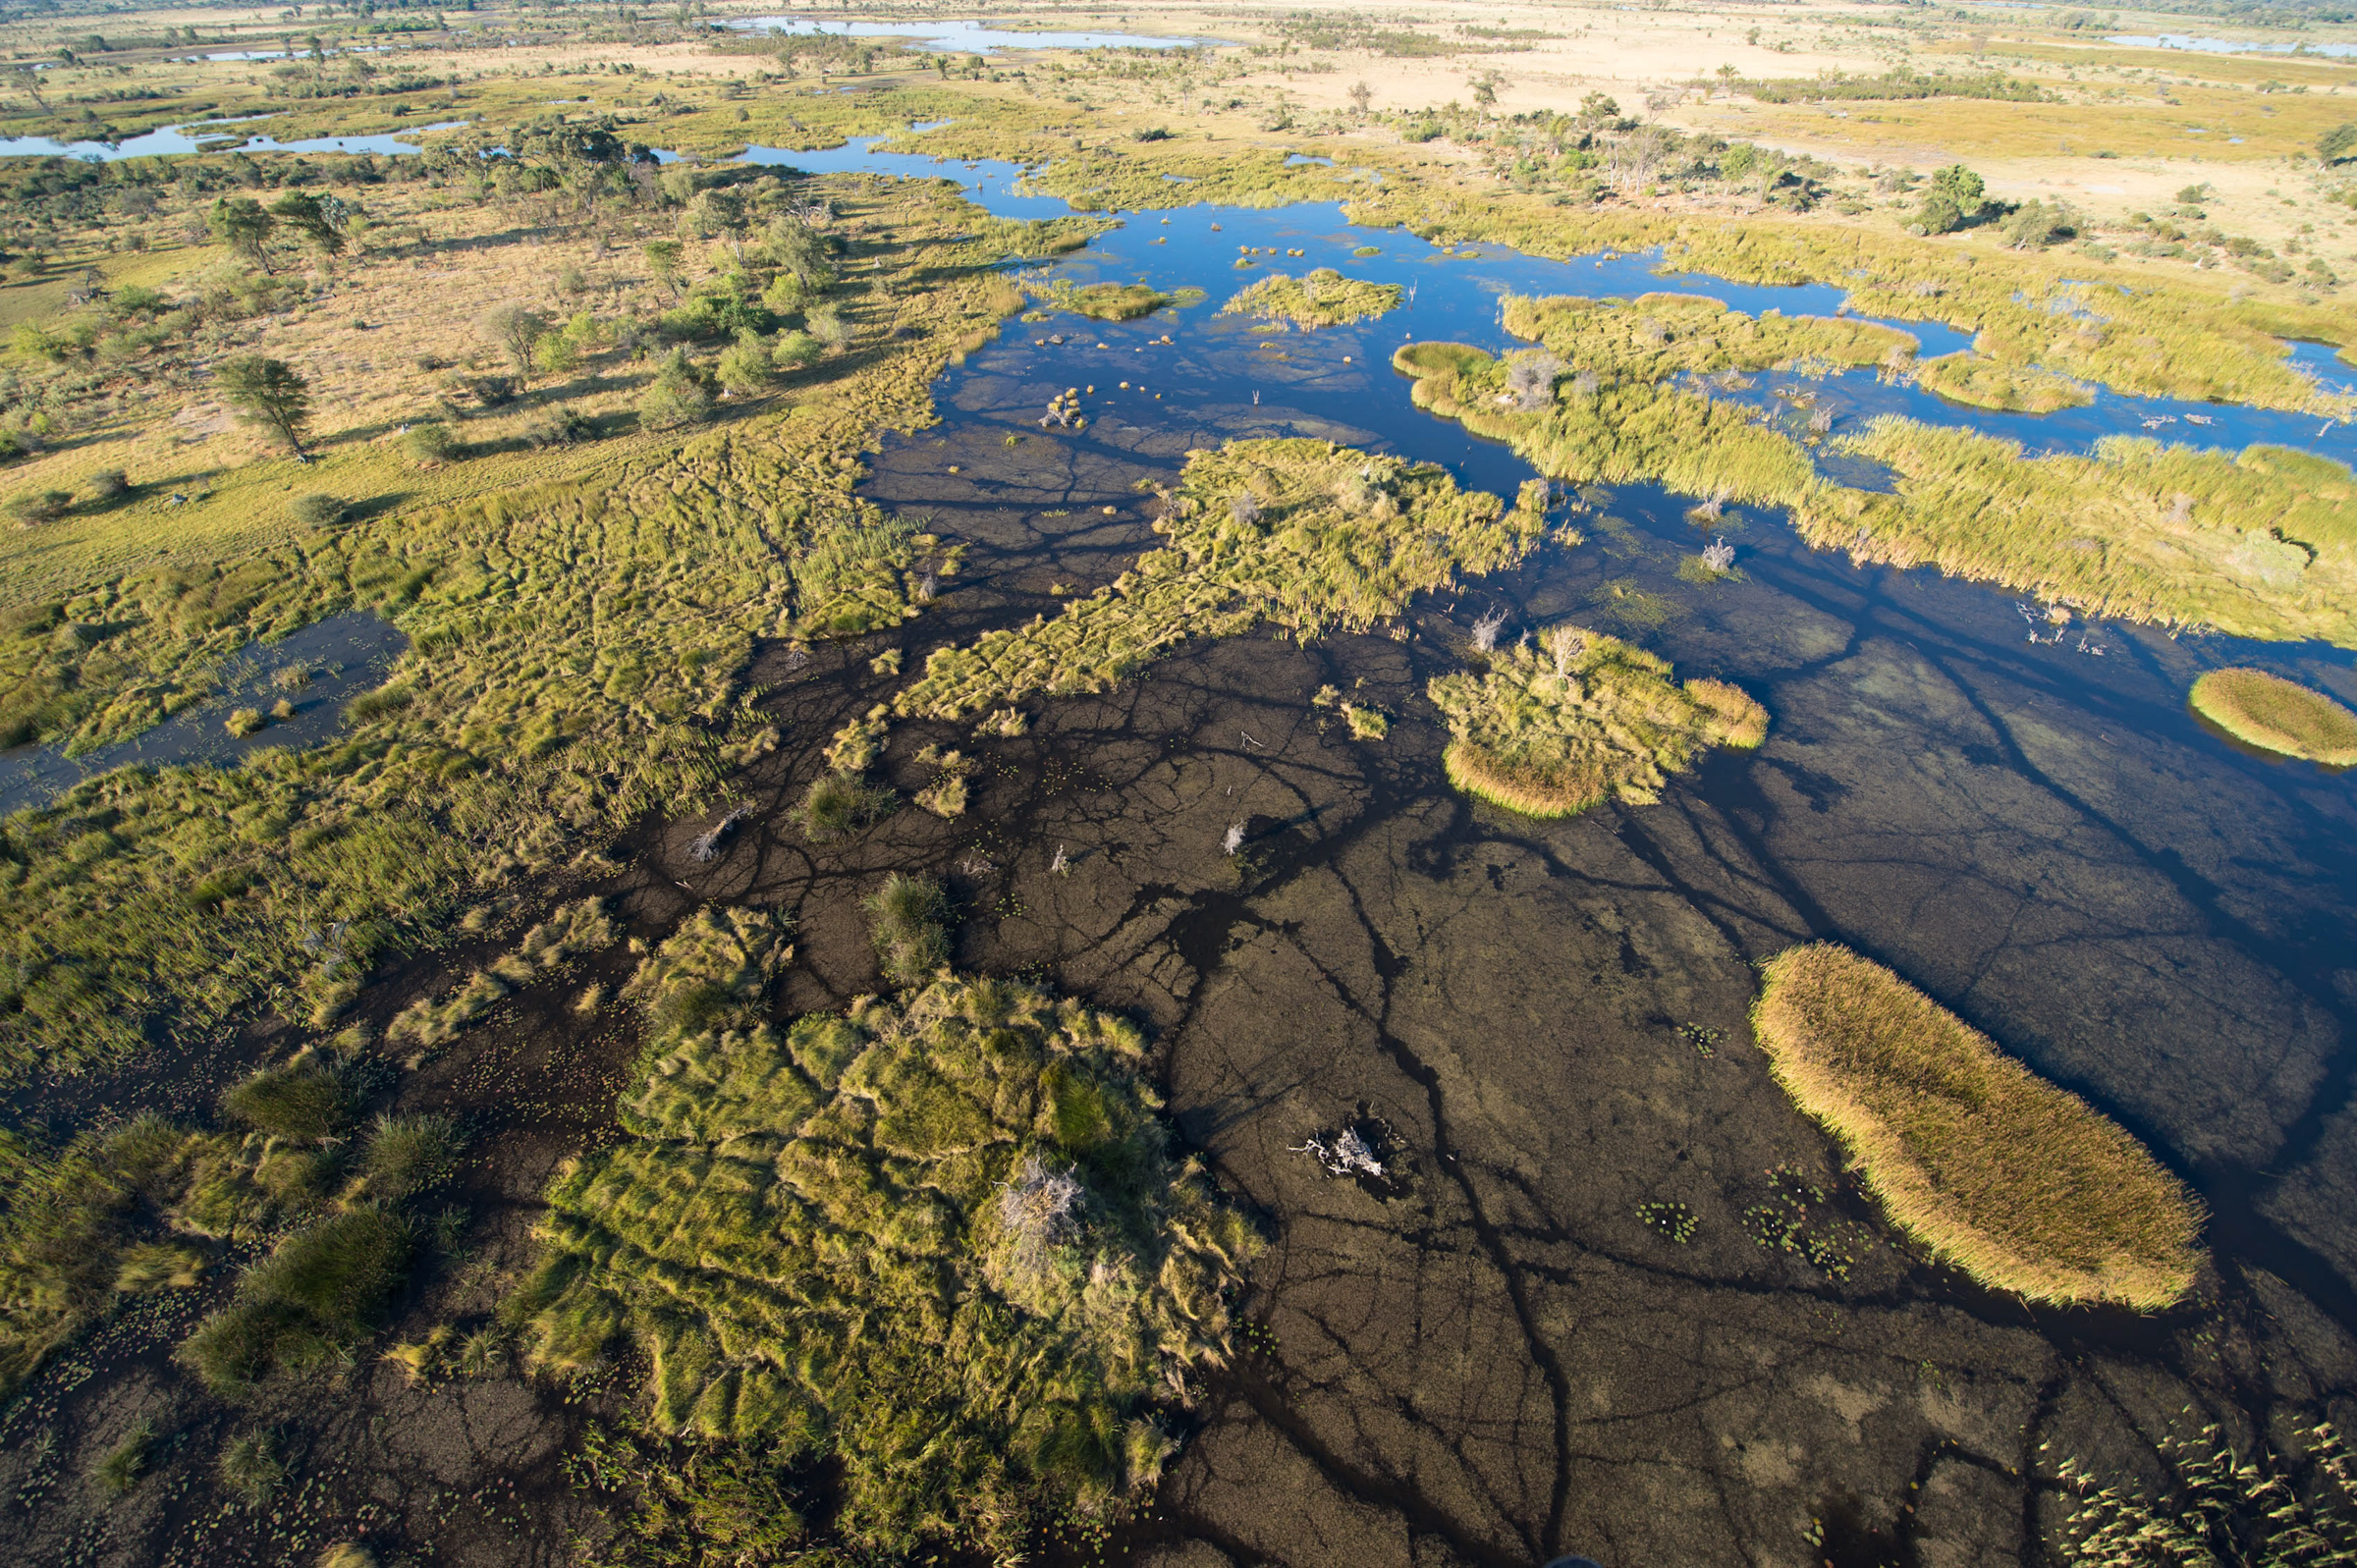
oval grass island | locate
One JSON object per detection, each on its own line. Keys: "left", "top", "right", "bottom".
{"left": 2188, "top": 668, "right": 2357, "bottom": 767}
{"left": 1751, "top": 945, "right": 2205, "bottom": 1311}
{"left": 1427, "top": 627, "right": 1768, "bottom": 816}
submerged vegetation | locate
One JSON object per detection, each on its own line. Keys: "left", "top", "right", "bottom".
{"left": 512, "top": 901, "right": 1255, "bottom": 1556}
{"left": 2188, "top": 668, "right": 2357, "bottom": 766}
{"left": 1427, "top": 627, "right": 1766, "bottom": 817}
{"left": 1221, "top": 268, "right": 1404, "bottom": 328}
{"left": 896, "top": 439, "right": 1548, "bottom": 722}
{"left": 1751, "top": 945, "right": 2204, "bottom": 1310}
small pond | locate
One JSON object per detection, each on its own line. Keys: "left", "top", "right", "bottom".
{"left": 0, "top": 609, "right": 409, "bottom": 816}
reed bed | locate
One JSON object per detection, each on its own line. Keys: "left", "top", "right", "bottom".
{"left": 2188, "top": 668, "right": 2357, "bottom": 765}
{"left": 1394, "top": 312, "right": 2357, "bottom": 648}
{"left": 512, "top": 904, "right": 1255, "bottom": 1557}
{"left": 1348, "top": 181, "right": 2352, "bottom": 412}
{"left": 1751, "top": 945, "right": 2204, "bottom": 1310}
{"left": 1221, "top": 269, "right": 1404, "bottom": 329}
{"left": 895, "top": 439, "right": 1548, "bottom": 721}
{"left": 1427, "top": 631, "right": 1766, "bottom": 817}
{"left": 1910, "top": 353, "right": 2096, "bottom": 413}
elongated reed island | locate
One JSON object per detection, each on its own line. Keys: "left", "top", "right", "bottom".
{"left": 1426, "top": 628, "right": 1767, "bottom": 816}
{"left": 1751, "top": 944, "right": 2204, "bottom": 1310}
{"left": 2188, "top": 668, "right": 2357, "bottom": 766}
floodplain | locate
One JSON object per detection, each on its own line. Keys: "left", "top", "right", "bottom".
{"left": 1, "top": 3, "right": 2356, "bottom": 1566}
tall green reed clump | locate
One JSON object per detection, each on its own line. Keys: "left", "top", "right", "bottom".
{"left": 510, "top": 900, "right": 1256, "bottom": 1558}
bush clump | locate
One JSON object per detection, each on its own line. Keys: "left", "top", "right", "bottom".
{"left": 290, "top": 494, "right": 344, "bottom": 528}
{"left": 794, "top": 771, "right": 895, "bottom": 842}
{"left": 865, "top": 873, "right": 950, "bottom": 988}
{"left": 402, "top": 420, "right": 460, "bottom": 466}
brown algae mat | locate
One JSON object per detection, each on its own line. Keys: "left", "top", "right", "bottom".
{"left": 2189, "top": 668, "right": 2357, "bottom": 766}
{"left": 1427, "top": 626, "right": 1767, "bottom": 816}
{"left": 1751, "top": 945, "right": 2205, "bottom": 1310}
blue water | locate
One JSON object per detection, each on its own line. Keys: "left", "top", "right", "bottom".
{"left": 787, "top": 142, "right": 2345, "bottom": 464}
{"left": 2107, "top": 32, "right": 2357, "bottom": 58}
{"left": 0, "top": 117, "right": 466, "bottom": 160}
{"left": 728, "top": 16, "right": 1225, "bottom": 53}
{"left": 0, "top": 608, "right": 410, "bottom": 816}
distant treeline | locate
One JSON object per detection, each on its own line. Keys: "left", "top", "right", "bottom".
{"left": 1736, "top": 69, "right": 2056, "bottom": 105}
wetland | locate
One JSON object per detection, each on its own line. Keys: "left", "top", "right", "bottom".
{"left": 3, "top": 4, "right": 2357, "bottom": 1565}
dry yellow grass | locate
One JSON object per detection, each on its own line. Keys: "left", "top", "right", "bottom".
{"left": 1751, "top": 944, "right": 2204, "bottom": 1310}
{"left": 2189, "top": 668, "right": 2357, "bottom": 766}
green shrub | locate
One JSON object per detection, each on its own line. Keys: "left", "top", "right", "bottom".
{"left": 290, "top": 493, "right": 344, "bottom": 528}
{"left": 82, "top": 468, "right": 129, "bottom": 504}
{"left": 637, "top": 376, "right": 711, "bottom": 431}
{"left": 794, "top": 772, "right": 894, "bottom": 841}
{"left": 402, "top": 420, "right": 460, "bottom": 466}
{"left": 225, "top": 707, "right": 266, "bottom": 737}
{"left": 221, "top": 1060, "right": 359, "bottom": 1144}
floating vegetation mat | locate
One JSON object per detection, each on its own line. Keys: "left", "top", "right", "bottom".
{"left": 1427, "top": 628, "right": 1766, "bottom": 816}
{"left": 1221, "top": 268, "right": 1404, "bottom": 328}
{"left": 2188, "top": 667, "right": 2357, "bottom": 765}
{"left": 1751, "top": 944, "right": 2205, "bottom": 1310}
{"left": 896, "top": 438, "right": 1547, "bottom": 721}
{"left": 514, "top": 907, "right": 1256, "bottom": 1556}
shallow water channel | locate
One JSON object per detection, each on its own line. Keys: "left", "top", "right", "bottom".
{"left": 705, "top": 138, "right": 2357, "bottom": 1562}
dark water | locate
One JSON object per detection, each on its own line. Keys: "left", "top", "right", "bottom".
{"left": 749, "top": 138, "right": 2357, "bottom": 1559}
{"left": 0, "top": 608, "right": 408, "bottom": 815}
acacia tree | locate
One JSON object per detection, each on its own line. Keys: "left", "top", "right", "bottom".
{"left": 208, "top": 197, "right": 277, "bottom": 273}
{"left": 481, "top": 305, "right": 549, "bottom": 383}
{"left": 1347, "top": 80, "right": 1371, "bottom": 117}
{"left": 215, "top": 356, "right": 311, "bottom": 456}
{"left": 268, "top": 189, "right": 347, "bottom": 259}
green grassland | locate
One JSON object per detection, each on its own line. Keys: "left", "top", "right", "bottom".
{"left": 893, "top": 438, "right": 1548, "bottom": 724}
{"left": 1394, "top": 301, "right": 2357, "bottom": 647}
{"left": 0, "top": 172, "right": 1041, "bottom": 1079}
{"left": 1428, "top": 629, "right": 1767, "bottom": 817}
{"left": 1752, "top": 944, "right": 2204, "bottom": 1310}
{"left": 512, "top": 902, "right": 1255, "bottom": 1557}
